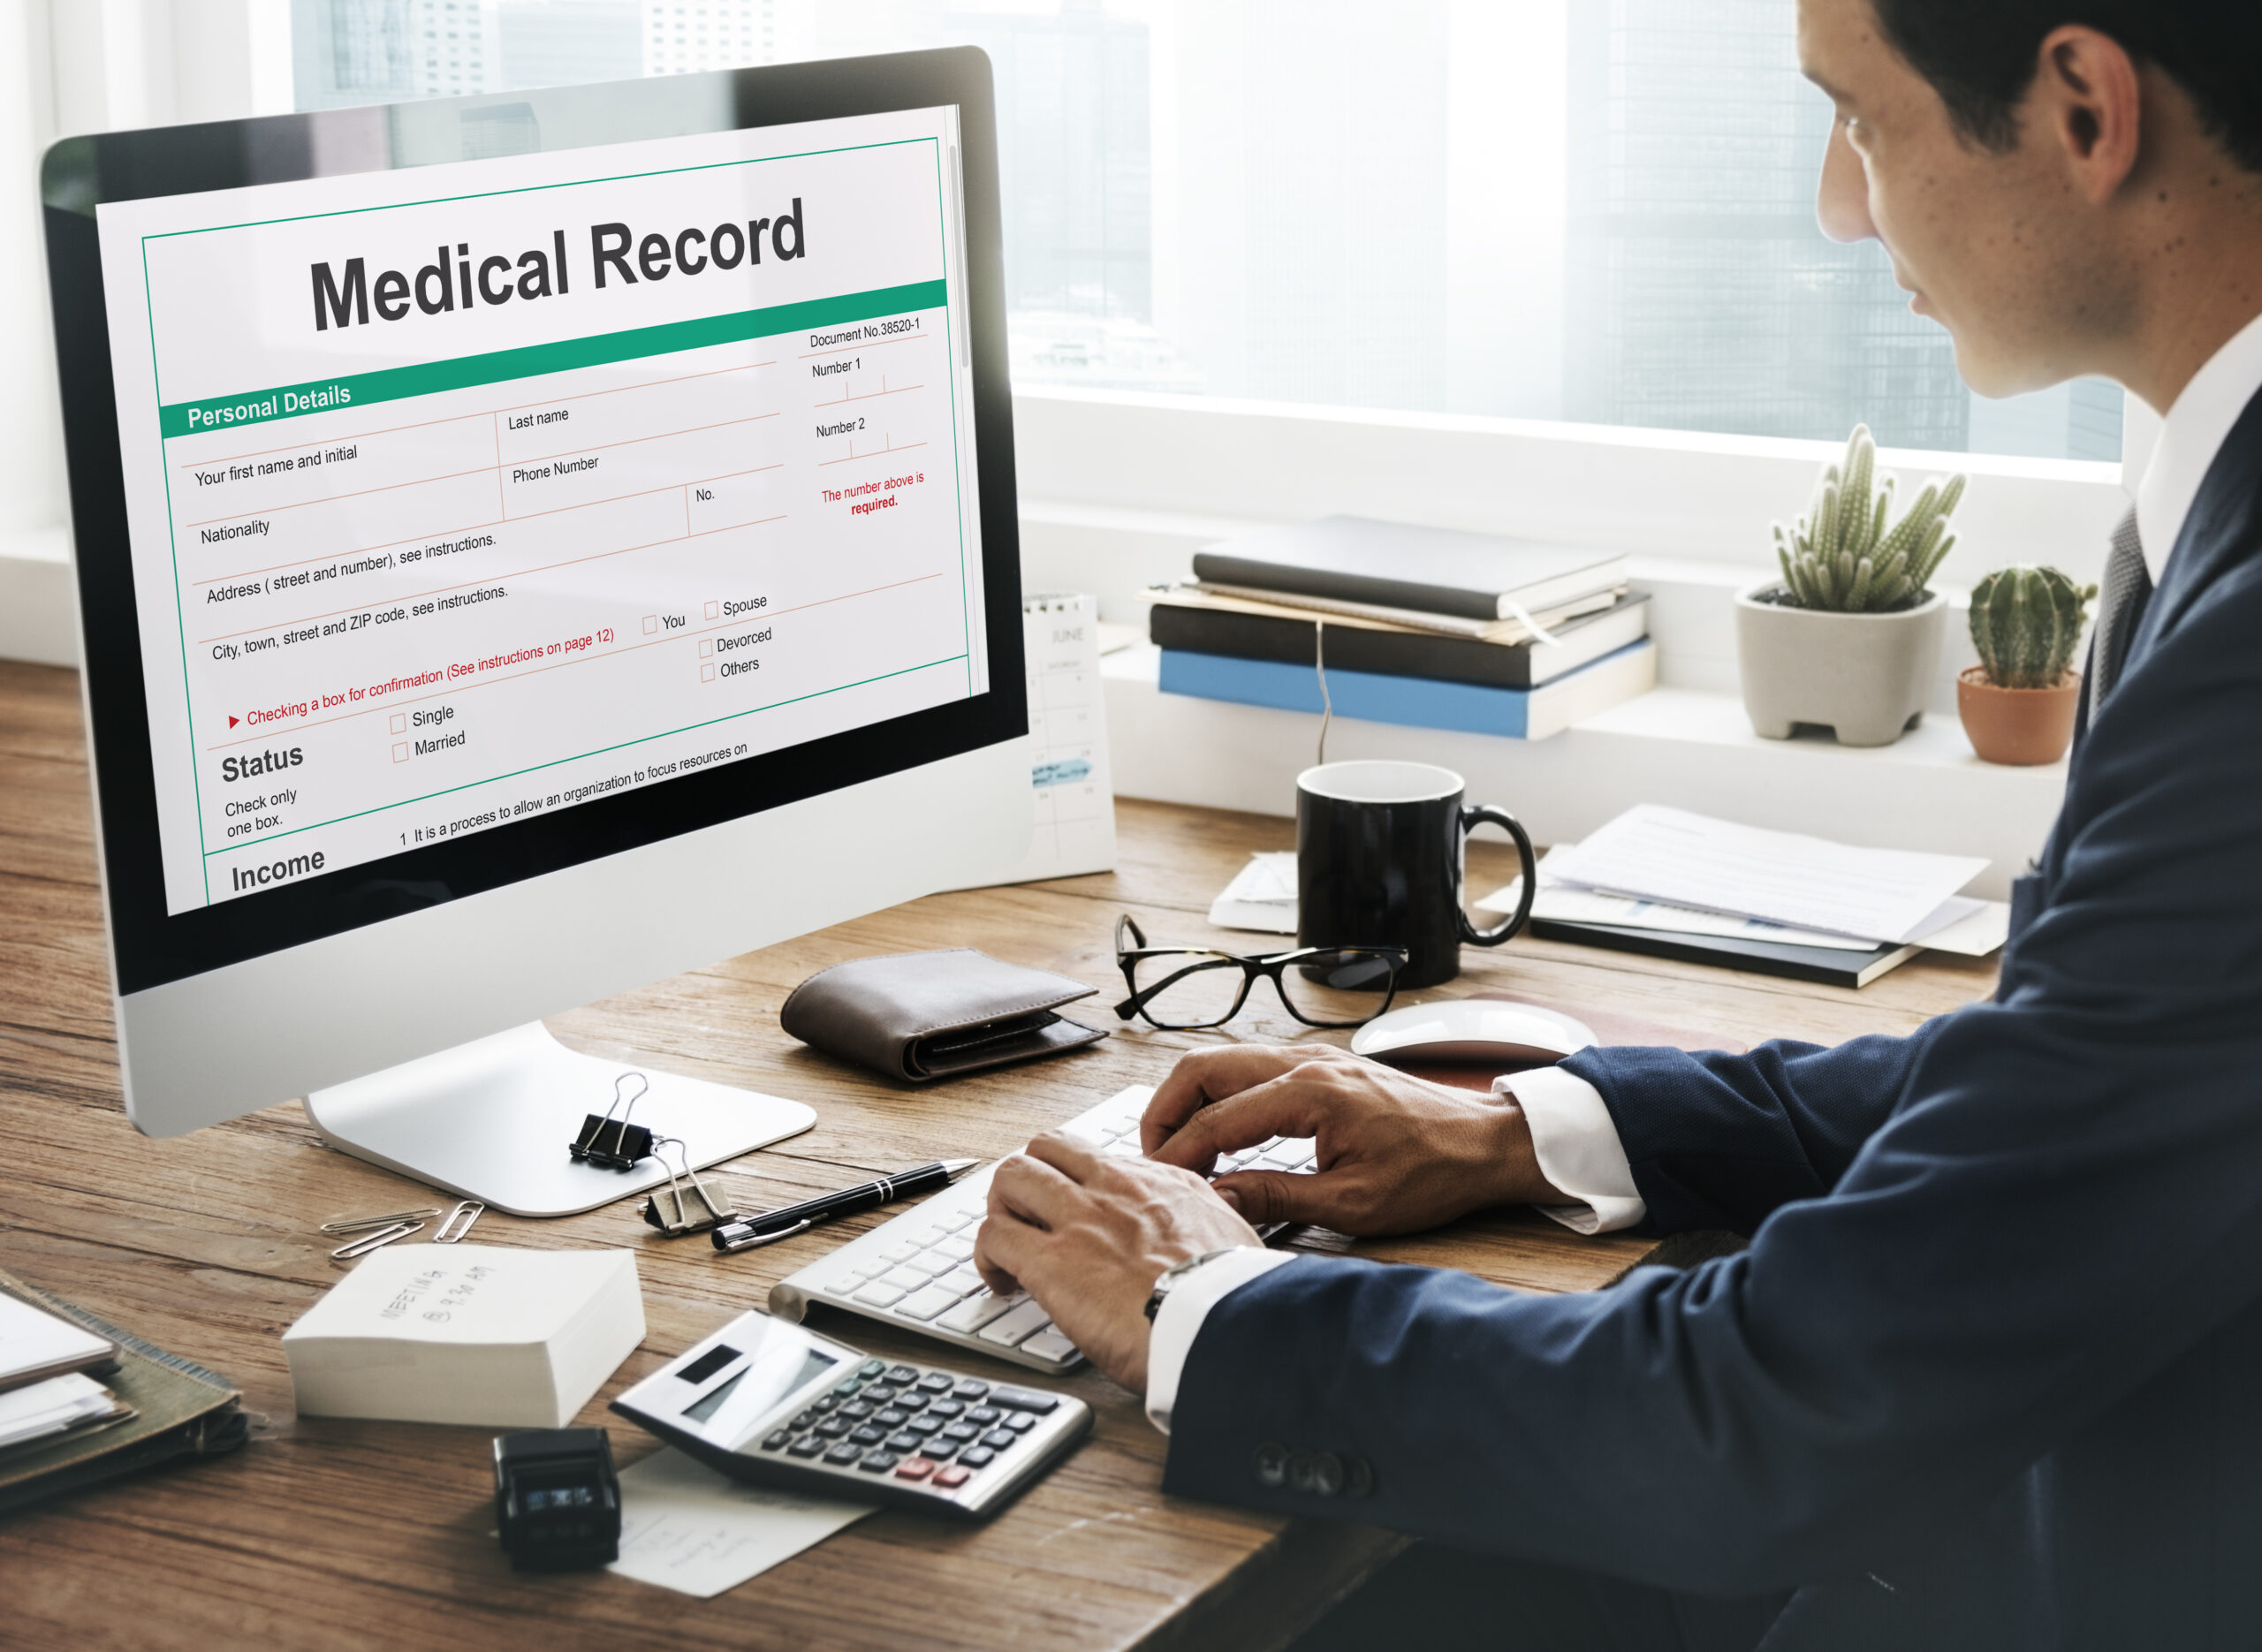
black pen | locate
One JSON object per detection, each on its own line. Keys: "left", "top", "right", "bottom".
{"left": 711, "top": 1158, "right": 983, "bottom": 1253}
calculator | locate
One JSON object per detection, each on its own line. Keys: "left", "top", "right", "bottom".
{"left": 610, "top": 1309, "right": 1092, "bottom": 1520}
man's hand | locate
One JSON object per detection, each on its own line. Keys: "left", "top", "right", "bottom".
{"left": 1142, "top": 1045, "right": 1567, "bottom": 1235}
{"left": 974, "top": 1132, "right": 1262, "bottom": 1394}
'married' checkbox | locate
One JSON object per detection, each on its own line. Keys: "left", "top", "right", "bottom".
{"left": 391, "top": 743, "right": 409, "bottom": 763}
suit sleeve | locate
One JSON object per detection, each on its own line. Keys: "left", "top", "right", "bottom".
{"left": 1559, "top": 1022, "right": 1948, "bottom": 1236}
{"left": 1163, "top": 560, "right": 2262, "bottom": 1595}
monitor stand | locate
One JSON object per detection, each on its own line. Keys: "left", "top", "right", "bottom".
{"left": 302, "top": 1022, "right": 816, "bottom": 1218}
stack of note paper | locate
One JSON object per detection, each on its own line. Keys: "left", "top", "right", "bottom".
{"left": 1209, "top": 852, "right": 1300, "bottom": 934}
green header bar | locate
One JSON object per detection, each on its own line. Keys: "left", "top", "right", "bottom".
{"left": 158, "top": 278, "right": 946, "bottom": 440}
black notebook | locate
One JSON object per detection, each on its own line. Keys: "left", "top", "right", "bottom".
{"left": 1191, "top": 515, "right": 1629, "bottom": 621}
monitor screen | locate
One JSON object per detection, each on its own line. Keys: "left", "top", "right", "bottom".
{"left": 47, "top": 58, "right": 1024, "bottom": 998}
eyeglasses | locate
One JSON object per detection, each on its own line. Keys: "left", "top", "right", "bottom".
{"left": 1112, "top": 914, "right": 1406, "bottom": 1030}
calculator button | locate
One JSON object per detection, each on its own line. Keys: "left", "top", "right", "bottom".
{"left": 980, "top": 1429, "right": 1017, "bottom": 1451}
{"left": 790, "top": 1410, "right": 819, "bottom": 1429}
{"left": 1020, "top": 1330, "right": 1081, "bottom": 1364}
{"left": 933, "top": 1466, "right": 972, "bottom": 1489}
{"left": 906, "top": 1415, "right": 943, "bottom": 1436}
{"left": 862, "top": 1385, "right": 899, "bottom": 1406}
{"left": 958, "top": 1446, "right": 997, "bottom": 1469}
{"left": 761, "top": 1429, "right": 793, "bottom": 1451}
{"left": 915, "top": 1373, "right": 953, "bottom": 1394}
{"left": 894, "top": 1459, "right": 937, "bottom": 1481}
{"left": 839, "top": 1400, "right": 875, "bottom": 1421}
{"left": 831, "top": 1380, "right": 863, "bottom": 1398}
{"left": 857, "top": 1360, "right": 887, "bottom": 1379}
{"left": 813, "top": 1395, "right": 840, "bottom": 1413}
{"left": 786, "top": 1436, "right": 826, "bottom": 1459}
{"left": 824, "top": 1444, "right": 862, "bottom": 1466}
{"left": 857, "top": 1451, "right": 900, "bottom": 1474}
{"left": 875, "top": 1408, "right": 909, "bottom": 1428}
{"left": 951, "top": 1380, "right": 991, "bottom": 1401}
{"left": 850, "top": 1425, "right": 887, "bottom": 1446}
{"left": 920, "top": 1438, "right": 958, "bottom": 1461}
{"left": 991, "top": 1386, "right": 1061, "bottom": 1414}
{"left": 966, "top": 1406, "right": 1001, "bottom": 1426}
{"left": 885, "top": 1364, "right": 921, "bottom": 1385}
{"left": 884, "top": 1431, "right": 923, "bottom": 1453}
{"left": 1004, "top": 1413, "right": 1036, "bottom": 1432}
{"left": 894, "top": 1391, "right": 929, "bottom": 1413}
{"left": 815, "top": 1418, "right": 851, "bottom": 1439}
{"left": 941, "top": 1422, "right": 980, "bottom": 1444}
{"left": 925, "top": 1399, "right": 964, "bottom": 1419}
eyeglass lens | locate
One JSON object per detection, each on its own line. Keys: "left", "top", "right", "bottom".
{"left": 1127, "top": 946, "right": 1397, "bottom": 1028}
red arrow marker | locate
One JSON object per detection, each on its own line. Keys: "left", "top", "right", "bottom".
{"left": 229, "top": 715, "right": 240, "bottom": 728}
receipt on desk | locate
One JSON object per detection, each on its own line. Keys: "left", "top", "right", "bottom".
{"left": 608, "top": 1447, "right": 875, "bottom": 1599}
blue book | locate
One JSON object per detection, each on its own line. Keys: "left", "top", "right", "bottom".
{"left": 1157, "top": 640, "right": 1656, "bottom": 739}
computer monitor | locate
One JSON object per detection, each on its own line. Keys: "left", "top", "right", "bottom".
{"left": 42, "top": 49, "right": 1031, "bottom": 1216}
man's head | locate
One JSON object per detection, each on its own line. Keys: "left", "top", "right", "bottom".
{"left": 1799, "top": 0, "right": 2262, "bottom": 407}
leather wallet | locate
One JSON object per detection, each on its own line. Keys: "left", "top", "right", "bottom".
{"left": 779, "top": 949, "right": 1108, "bottom": 1082}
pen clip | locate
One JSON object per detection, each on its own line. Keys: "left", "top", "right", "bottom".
{"left": 715, "top": 1217, "right": 812, "bottom": 1254}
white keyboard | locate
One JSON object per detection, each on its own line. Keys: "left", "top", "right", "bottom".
{"left": 766, "top": 1085, "right": 1318, "bottom": 1372}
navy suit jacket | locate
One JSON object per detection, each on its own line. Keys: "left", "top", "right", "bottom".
{"left": 1165, "top": 387, "right": 2262, "bottom": 1649}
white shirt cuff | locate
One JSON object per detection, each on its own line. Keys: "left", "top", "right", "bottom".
{"left": 1143, "top": 1247, "right": 1298, "bottom": 1435}
{"left": 1499, "top": 1066, "right": 1647, "bottom": 1234}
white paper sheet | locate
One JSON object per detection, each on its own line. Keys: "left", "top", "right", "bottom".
{"left": 1208, "top": 851, "right": 1299, "bottom": 934}
{"left": 607, "top": 1447, "right": 875, "bottom": 1600}
{"left": 1540, "top": 805, "right": 1988, "bottom": 944}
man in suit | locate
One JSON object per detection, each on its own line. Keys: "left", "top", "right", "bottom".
{"left": 973, "top": 1, "right": 2262, "bottom": 1646}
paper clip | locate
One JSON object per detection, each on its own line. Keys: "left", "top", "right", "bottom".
{"left": 570, "top": 1072, "right": 656, "bottom": 1171}
{"left": 320, "top": 1207, "right": 441, "bottom": 1236}
{"left": 640, "top": 1139, "right": 739, "bottom": 1238}
{"left": 330, "top": 1220, "right": 424, "bottom": 1260}
{"left": 433, "top": 1201, "right": 485, "bottom": 1243}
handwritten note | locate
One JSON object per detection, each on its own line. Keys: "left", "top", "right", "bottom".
{"left": 608, "top": 1447, "right": 874, "bottom": 1599}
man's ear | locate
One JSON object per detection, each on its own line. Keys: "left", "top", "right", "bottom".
{"left": 2031, "top": 25, "right": 2143, "bottom": 204}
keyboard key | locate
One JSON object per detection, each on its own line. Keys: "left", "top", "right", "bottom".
{"left": 907, "top": 1253, "right": 958, "bottom": 1279}
{"left": 991, "top": 1386, "right": 1061, "bottom": 1414}
{"left": 895, "top": 1284, "right": 966, "bottom": 1322}
{"left": 936, "top": 1236, "right": 976, "bottom": 1262}
{"left": 823, "top": 1274, "right": 865, "bottom": 1297}
{"left": 876, "top": 1265, "right": 930, "bottom": 1292}
{"left": 1004, "top": 1413, "right": 1036, "bottom": 1432}
{"left": 924, "top": 1399, "right": 964, "bottom": 1420}
{"left": 878, "top": 1243, "right": 921, "bottom": 1265}
{"left": 951, "top": 1380, "right": 991, "bottom": 1401}
{"left": 885, "top": 1430, "right": 923, "bottom": 1452}
{"left": 937, "top": 1291, "right": 1017, "bottom": 1334}
{"left": 966, "top": 1406, "right": 1002, "bottom": 1425}
{"left": 915, "top": 1373, "right": 953, "bottom": 1394}
{"left": 935, "top": 1263, "right": 984, "bottom": 1297}
{"left": 885, "top": 1364, "right": 921, "bottom": 1385}
{"left": 933, "top": 1465, "right": 972, "bottom": 1489}
{"left": 980, "top": 1428, "right": 1018, "bottom": 1451}
{"left": 853, "top": 1282, "right": 909, "bottom": 1309}
{"left": 786, "top": 1436, "right": 825, "bottom": 1459}
{"left": 959, "top": 1446, "right": 997, "bottom": 1469}
{"left": 936, "top": 1212, "right": 975, "bottom": 1232}
{"left": 1104, "top": 1140, "right": 1142, "bottom": 1158}
{"left": 976, "top": 1300, "right": 1053, "bottom": 1347}
{"left": 761, "top": 1429, "right": 793, "bottom": 1451}
{"left": 824, "top": 1444, "right": 862, "bottom": 1466}
{"left": 857, "top": 1451, "right": 900, "bottom": 1474}
{"left": 894, "top": 1459, "right": 937, "bottom": 1481}
{"left": 1019, "top": 1329, "right": 1081, "bottom": 1364}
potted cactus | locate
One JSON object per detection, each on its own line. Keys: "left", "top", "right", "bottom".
{"left": 1736, "top": 425, "right": 1967, "bottom": 746}
{"left": 1958, "top": 565, "right": 2097, "bottom": 764}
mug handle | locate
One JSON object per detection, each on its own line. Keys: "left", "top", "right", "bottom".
{"left": 1458, "top": 805, "right": 1537, "bottom": 947}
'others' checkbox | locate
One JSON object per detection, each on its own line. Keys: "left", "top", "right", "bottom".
{"left": 700, "top": 664, "right": 715, "bottom": 683}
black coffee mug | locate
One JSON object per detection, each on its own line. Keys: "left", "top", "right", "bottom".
{"left": 1296, "top": 761, "right": 1537, "bottom": 989}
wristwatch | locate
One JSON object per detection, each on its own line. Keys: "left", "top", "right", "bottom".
{"left": 1145, "top": 1248, "right": 1245, "bottom": 1322}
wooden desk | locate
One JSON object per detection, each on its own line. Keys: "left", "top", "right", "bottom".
{"left": 0, "top": 659, "right": 1997, "bottom": 1649}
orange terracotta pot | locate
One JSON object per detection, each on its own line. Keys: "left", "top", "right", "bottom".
{"left": 1957, "top": 666, "right": 2079, "bottom": 765}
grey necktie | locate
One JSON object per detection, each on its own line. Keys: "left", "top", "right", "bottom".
{"left": 2085, "top": 508, "right": 2152, "bottom": 723}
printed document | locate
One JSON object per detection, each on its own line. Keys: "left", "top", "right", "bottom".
{"left": 609, "top": 1446, "right": 872, "bottom": 1599}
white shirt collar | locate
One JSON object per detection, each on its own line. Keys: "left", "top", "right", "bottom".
{"left": 2135, "top": 307, "right": 2262, "bottom": 582}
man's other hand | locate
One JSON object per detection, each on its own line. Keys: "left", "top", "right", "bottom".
{"left": 1142, "top": 1046, "right": 1567, "bottom": 1236}
{"left": 974, "top": 1132, "right": 1262, "bottom": 1393}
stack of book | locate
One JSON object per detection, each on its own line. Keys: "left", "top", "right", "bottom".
{"left": 1148, "top": 515, "right": 1654, "bottom": 739}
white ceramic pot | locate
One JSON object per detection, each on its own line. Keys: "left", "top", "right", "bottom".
{"left": 1734, "top": 581, "right": 1947, "bottom": 747}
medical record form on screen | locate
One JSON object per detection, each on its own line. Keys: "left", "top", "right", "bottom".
{"left": 97, "top": 106, "right": 988, "bottom": 914}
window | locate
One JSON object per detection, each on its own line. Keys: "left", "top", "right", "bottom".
{"left": 281, "top": 0, "right": 2114, "bottom": 465}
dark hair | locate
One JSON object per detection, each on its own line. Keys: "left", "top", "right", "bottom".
{"left": 1871, "top": 0, "right": 2262, "bottom": 174}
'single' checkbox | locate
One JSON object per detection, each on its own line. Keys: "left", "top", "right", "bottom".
{"left": 389, "top": 713, "right": 406, "bottom": 734}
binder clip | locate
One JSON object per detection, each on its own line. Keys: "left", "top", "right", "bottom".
{"left": 640, "top": 1139, "right": 740, "bottom": 1238}
{"left": 570, "top": 1072, "right": 657, "bottom": 1171}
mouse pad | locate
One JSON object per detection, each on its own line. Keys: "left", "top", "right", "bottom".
{"left": 1400, "top": 992, "right": 1750, "bottom": 1094}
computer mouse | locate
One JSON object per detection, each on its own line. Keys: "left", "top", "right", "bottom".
{"left": 1349, "top": 1001, "right": 1598, "bottom": 1068}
